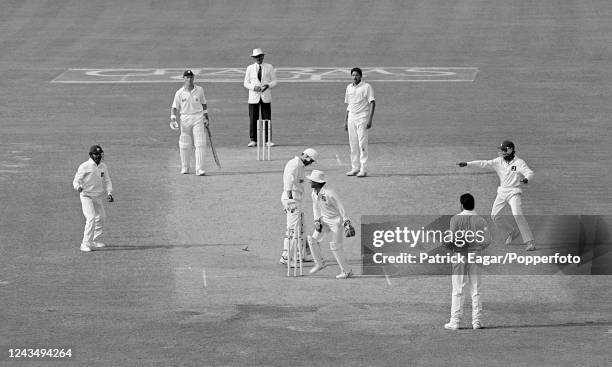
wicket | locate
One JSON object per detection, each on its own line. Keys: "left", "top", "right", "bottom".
{"left": 256, "top": 119, "right": 271, "bottom": 160}
{"left": 287, "top": 221, "right": 303, "bottom": 277}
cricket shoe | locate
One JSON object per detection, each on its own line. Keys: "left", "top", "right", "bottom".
{"left": 335, "top": 270, "right": 353, "bottom": 279}
{"left": 309, "top": 261, "right": 327, "bottom": 275}
{"left": 180, "top": 168, "right": 189, "bottom": 174}
{"left": 444, "top": 322, "right": 460, "bottom": 330}
{"left": 265, "top": 142, "right": 276, "bottom": 147}
{"left": 505, "top": 228, "right": 520, "bottom": 245}
{"left": 525, "top": 240, "right": 537, "bottom": 251}
{"left": 92, "top": 242, "right": 106, "bottom": 248}
{"left": 356, "top": 171, "right": 367, "bottom": 178}
{"left": 80, "top": 243, "right": 92, "bottom": 252}
{"left": 346, "top": 169, "right": 359, "bottom": 176}
{"left": 247, "top": 141, "right": 257, "bottom": 147}
{"left": 196, "top": 170, "right": 206, "bottom": 176}
{"left": 473, "top": 321, "right": 483, "bottom": 330}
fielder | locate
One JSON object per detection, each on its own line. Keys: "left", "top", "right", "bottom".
{"left": 306, "top": 170, "right": 356, "bottom": 279}
{"left": 170, "top": 70, "right": 210, "bottom": 176}
{"left": 73, "top": 145, "right": 114, "bottom": 252}
{"left": 280, "top": 148, "right": 319, "bottom": 265}
{"left": 444, "top": 193, "right": 490, "bottom": 330}
{"left": 457, "top": 140, "right": 536, "bottom": 251}
{"left": 344, "top": 67, "right": 375, "bottom": 177}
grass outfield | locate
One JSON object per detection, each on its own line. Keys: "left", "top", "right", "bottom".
{"left": 1, "top": 1, "right": 611, "bottom": 366}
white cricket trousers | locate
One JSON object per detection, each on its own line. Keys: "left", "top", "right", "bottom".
{"left": 281, "top": 191, "right": 304, "bottom": 251}
{"left": 450, "top": 253, "right": 482, "bottom": 324}
{"left": 179, "top": 114, "right": 207, "bottom": 172}
{"left": 80, "top": 194, "right": 106, "bottom": 245}
{"left": 491, "top": 187, "right": 534, "bottom": 243}
{"left": 347, "top": 116, "right": 369, "bottom": 172}
{"left": 310, "top": 218, "right": 351, "bottom": 273}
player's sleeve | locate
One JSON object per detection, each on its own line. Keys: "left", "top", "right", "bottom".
{"left": 73, "top": 164, "right": 86, "bottom": 190}
{"left": 330, "top": 190, "right": 349, "bottom": 222}
{"left": 268, "top": 64, "right": 277, "bottom": 88}
{"left": 103, "top": 164, "right": 113, "bottom": 195}
{"left": 312, "top": 191, "right": 321, "bottom": 219}
{"left": 367, "top": 83, "right": 375, "bottom": 102}
{"left": 171, "top": 90, "right": 180, "bottom": 111}
{"left": 519, "top": 160, "right": 534, "bottom": 181}
{"left": 243, "top": 65, "right": 254, "bottom": 90}
{"left": 283, "top": 161, "right": 296, "bottom": 191}
{"left": 467, "top": 159, "right": 496, "bottom": 169}
{"left": 344, "top": 85, "right": 349, "bottom": 105}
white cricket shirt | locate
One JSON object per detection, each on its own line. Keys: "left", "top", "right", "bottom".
{"left": 345, "top": 81, "right": 375, "bottom": 119}
{"left": 172, "top": 85, "right": 207, "bottom": 115}
{"left": 73, "top": 158, "right": 113, "bottom": 197}
{"left": 311, "top": 186, "right": 348, "bottom": 223}
{"left": 283, "top": 156, "right": 305, "bottom": 197}
{"left": 467, "top": 156, "right": 534, "bottom": 188}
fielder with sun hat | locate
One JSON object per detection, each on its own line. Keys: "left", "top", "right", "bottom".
{"left": 457, "top": 140, "right": 536, "bottom": 251}
{"left": 306, "top": 170, "right": 356, "bottom": 279}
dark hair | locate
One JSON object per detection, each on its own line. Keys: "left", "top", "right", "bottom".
{"left": 460, "top": 193, "right": 475, "bottom": 210}
{"left": 350, "top": 67, "right": 362, "bottom": 76}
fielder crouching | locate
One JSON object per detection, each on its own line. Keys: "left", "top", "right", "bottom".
{"left": 306, "top": 170, "right": 355, "bottom": 279}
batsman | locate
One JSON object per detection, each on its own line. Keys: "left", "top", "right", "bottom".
{"left": 280, "top": 148, "right": 319, "bottom": 265}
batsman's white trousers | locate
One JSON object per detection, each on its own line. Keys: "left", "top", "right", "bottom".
{"left": 491, "top": 187, "right": 534, "bottom": 243}
{"left": 80, "top": 194, "right": 106, "bottom": 245}
{"left": 450, "top": 253, "right": 482, "bottom": 324}
{"left": 179, "top": 114, "right": 207, "bottom": 172}
{"left": 347, "top": 116, "right": 369, "bottom": 172}
{"left": 281, "top": 191, "right": 304, "bottom": 251}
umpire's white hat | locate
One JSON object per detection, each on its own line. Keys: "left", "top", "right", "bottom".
{"left": 306, "top": 170, "right": 326, "bottom": 183}
{"left": 251, "top": 48, "right": 264, "bottom": 57}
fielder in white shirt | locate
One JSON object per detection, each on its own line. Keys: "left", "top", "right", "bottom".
{"left": 344, "top": 67, "right": 375, "bottom": 177}
{"left": 444, "top": 193, "right": 490, "bottom": 331}
{"left": 244, "top": 48, "right": 277, "bottom": 147}
{"left": 306, "top": 170, "right": 354, "bottom": 279}
{"left": 457, "top": 140, "right": 536, "bottom": 251}
{"left": 170, "top": 69, "right": 210, "bottom": 176}
{"left": 280, "top": 148, "right": 318, "bottom": 265}
{"left": 73, "top": 145, "right": 114, "bottom": 252}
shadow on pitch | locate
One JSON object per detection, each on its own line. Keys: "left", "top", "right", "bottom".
{"left": 98, "top": 243, "right": 248, "bottom": 251}
{"left": 484, "top": 321, "right": 611, "bottom": 330}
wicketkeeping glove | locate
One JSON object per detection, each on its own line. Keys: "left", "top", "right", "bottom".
{"left": 343, "top": 220, "right": 355, "bottom": 238}
{"left": 107, "top": 193, "right": 114, "bottom": 202}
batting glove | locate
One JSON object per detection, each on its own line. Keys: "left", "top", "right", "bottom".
{"left": 170, "top": 118, "right": 179, "bottom": 130}
{"left": 522, "top": 178, "right": 528, "bottom": 184}
{"left": 107, "top": 193, "right": 114, "bottom": 202}
{"left": 314, "top": 219, "right": 322, "bottom": 232}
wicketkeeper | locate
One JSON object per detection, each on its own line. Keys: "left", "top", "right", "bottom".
{"left": 306, "top": 170, "right": 355, "bottom": 279}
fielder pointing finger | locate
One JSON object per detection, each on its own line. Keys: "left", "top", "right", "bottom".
{"left": 457, "top": 140, "right": 536, "bottom": 251}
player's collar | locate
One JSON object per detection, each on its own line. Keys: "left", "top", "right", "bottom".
{"left": 459, "top": 209, "right": 477, "bottom": 215}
